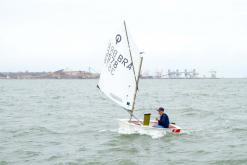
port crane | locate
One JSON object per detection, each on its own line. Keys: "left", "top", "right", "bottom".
{"left": 163, "top": 69, "right": 199, "bottom": 79}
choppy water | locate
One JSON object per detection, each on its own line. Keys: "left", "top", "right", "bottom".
{"left": 0, "top": 79, "right": 247, "bottom": 165}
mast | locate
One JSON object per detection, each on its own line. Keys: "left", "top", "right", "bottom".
{"left": 123, "top": 21, "right": 143, "bottom": 118}
{"left": 131, "top": 56, "right": 143, "bottom": 114}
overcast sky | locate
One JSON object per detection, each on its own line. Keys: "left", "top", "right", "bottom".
{"left": 0, "top": 0, "right": 246, "bottom": 77}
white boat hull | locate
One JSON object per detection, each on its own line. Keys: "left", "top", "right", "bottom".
{"left": 118, "top": 119, "right": 182, "bottom": 138}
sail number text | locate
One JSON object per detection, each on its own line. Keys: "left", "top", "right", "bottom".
{"left": 104, "top": 42, "right": 133, "bottom": 75}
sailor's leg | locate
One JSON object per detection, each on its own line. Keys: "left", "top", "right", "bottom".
{"left": 156, "top": 125, "right": 164, "bottom": 128}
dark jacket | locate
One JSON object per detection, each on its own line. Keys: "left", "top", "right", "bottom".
{"left": 158, "top": 113, "right": 170, "bottom": 128}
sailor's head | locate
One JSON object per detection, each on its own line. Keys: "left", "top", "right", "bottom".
{"left": 157, "top": 107, "right": 165, "bottom": 115}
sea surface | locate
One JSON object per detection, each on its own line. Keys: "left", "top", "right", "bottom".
{"left": 0, "top": 79, "right": 247, "bottom": 165}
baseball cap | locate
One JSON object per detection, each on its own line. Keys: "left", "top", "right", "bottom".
{"left": 157, "top": 107, "right": 165, "bottom": 112}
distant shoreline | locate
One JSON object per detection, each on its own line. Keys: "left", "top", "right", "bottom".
{"left": 0, "top": 71, "right": 245, "bottom": 79}
{"left": 1, "top": 76, "right": 246, "bottom": 80}
{"left": 0, "top": 70, "right": 99, "bottom": 79}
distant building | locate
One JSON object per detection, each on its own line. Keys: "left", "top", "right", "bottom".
{"left": 0, "top": 73, "right": 6, "bottom": 79}
{"left": 50, "top": 69, "right": 99, "bottom": 79}
{"left": 209, "top": 71, "right": 217, "bottom": 79}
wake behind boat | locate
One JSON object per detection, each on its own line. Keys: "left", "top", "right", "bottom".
{"left": 97, "top": 21, "right": 182, "bottom": 138}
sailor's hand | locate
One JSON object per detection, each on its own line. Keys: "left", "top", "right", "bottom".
{"left": 155, "top": 117, "right": 159, "bottom": 121}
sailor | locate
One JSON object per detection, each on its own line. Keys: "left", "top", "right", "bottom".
{"left": 156, "top": 107, "right": 170, "bottom": 128}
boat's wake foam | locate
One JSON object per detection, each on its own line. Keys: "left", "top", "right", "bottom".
{"left": 118, "top": 119, "right": 175, "bottom": 139}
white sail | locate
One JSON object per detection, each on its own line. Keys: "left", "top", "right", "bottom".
{"left": 98, "top": 22, "right": 142, "bottom": 110}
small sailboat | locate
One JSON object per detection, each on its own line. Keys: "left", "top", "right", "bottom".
{"left": 97, "top": 21, "right": 182, "bottom": 138}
